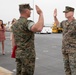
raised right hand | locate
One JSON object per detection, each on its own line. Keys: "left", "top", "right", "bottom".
{"left": 53, "top": 8, "right": 57, "bottom": 17}
{"left": 35, "top": 5, "right": 43, "bottom": 15}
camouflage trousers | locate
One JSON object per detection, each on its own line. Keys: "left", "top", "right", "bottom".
{"left": 62, "top": 49, "right": 76, "bottom": 75}
{"left": 15, "top": 57, "right": 35, "bottom": 75}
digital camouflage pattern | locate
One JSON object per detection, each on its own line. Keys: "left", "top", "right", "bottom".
{"left": 11, "top": 17, "right": 36, "bottom": 75}
{"left": 63, "top": 6, "right": 74, "bottom": 13}
{"left": 60, "top": 19, "right": 76, "bottom": 75}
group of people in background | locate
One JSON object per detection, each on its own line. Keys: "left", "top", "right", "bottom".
{"left": 0, "top": 18, "right": 16, "bottom": 55}
{"left": 0, "top": 3, "right": 76, "bottom": 75}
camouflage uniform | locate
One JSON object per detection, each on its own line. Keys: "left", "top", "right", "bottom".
{"left": 12, "top": 17, "right": 36, "bottom": 75}
{"left": 60, "top": 19, "right": 76, "bottom": 75}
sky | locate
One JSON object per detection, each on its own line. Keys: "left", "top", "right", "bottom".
{"left": 0, "top": 0, "right": 76, "bottom": 26}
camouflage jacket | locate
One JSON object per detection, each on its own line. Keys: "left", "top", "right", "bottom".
{"left": 60, "top": 19, "right": 76, "bottom": 48}
{"left": 11, "top": 17, "right": 35, "bottom": 58}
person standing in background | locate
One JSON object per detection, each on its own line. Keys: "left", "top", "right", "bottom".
{"left": 10, "top": 18, "right": 17, "bottom": 58}
{"left": 0, "top": 20, "right": 6, "bottom": 55}
{"left": 10, "top": 18, "right": 17, "bottom": 47}
{"left": 12, "top": 4, "right": 44, "bottom": 75}
{"left": 53, "top": 6, "right": 76, "bottom": 75}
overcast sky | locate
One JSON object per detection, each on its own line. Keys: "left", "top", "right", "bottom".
{"left": 0, "top": 0, "right": 76, "bottom": 25}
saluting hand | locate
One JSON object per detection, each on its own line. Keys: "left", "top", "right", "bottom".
{"left": 35, "top": 5, "right": 43, "bottom": 15}
{"left": 53, "top": 8, "right": 57, "bottom": 17}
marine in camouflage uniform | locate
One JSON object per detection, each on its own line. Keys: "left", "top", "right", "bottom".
{"left": 61, "top": 19, "right": 76, "bottom": 75}
{"left": 11, "top": 4, "right": 44, "bottom": 75}
{"left": 54, "top": 6, "right": 76, "bottom": 75}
